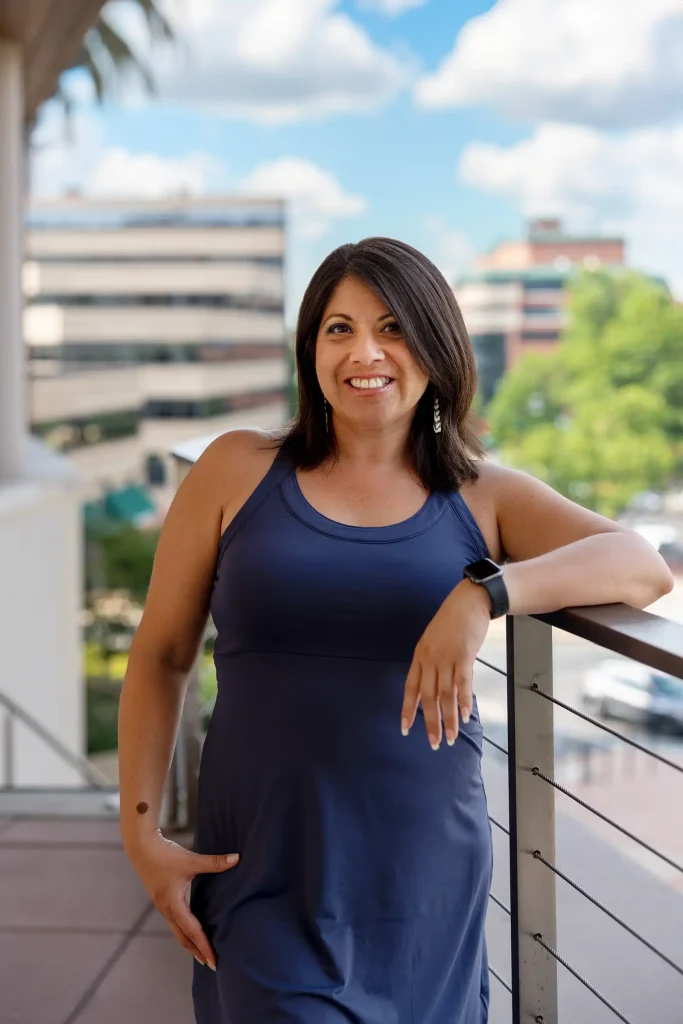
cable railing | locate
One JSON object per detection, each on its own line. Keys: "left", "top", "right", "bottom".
{"left": 475, "top": 607, "right": 683, "bottom": 1024}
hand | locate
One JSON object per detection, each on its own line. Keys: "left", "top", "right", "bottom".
{"left": 401, "top": 579, "right": 491, "bottom": 749}
{"left": 128, "top": 830, "right": 240, "bottom": 969}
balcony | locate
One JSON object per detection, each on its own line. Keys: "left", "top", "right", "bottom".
{"left": 4, "top": 590, "right": 682, "bottom": 1023}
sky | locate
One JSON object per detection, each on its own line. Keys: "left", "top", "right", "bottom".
{"left": 31, "top": 0, "right": 683, "bottom": 322}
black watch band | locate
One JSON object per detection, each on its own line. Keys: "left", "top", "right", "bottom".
{"left": 479, "top": 573, "right": 509, "bottom": 619}
{"left": 463, "top": 559, "right": 509, "bottom": 619}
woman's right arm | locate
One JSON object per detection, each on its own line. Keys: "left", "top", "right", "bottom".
{"left": 118, "top": 430, "right": 274, "bottom": 969}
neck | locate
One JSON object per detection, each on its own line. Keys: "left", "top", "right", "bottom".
{"left": 329, "top": 414, "right": 414, "bottom": 471}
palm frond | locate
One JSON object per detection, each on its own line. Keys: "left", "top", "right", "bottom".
{"left": 125, "top": 0, "right": 176, "bottom": 43}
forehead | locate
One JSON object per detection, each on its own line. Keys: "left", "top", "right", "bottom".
{"left": 322, "top": 276, "right": 390, "bottom": 320}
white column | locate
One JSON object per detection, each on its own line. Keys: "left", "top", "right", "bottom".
{"left": 0, "top": 41, "right": 26, "bottom": 481}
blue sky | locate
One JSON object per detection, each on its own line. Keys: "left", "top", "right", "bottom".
{"left": 33, "top": 0, "right": 683, "bottom": 320}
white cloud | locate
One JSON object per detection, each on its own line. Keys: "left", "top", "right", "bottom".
{"left": 241, "top": 158, "right": 367, "bottom": 239}
{"left": 416, "top": 0, "right": 683, "bottom": 129}
{"left": 29, "top": 107, "right": 229, "bottom": 199}
{"left": 360, "top": 0, "right": 430, "bottom": 15}
{"left": 90, "top": 149, "right": 227, "bottom": 198}
{"left": 458, "top": 123, "right": 683, "bottom": 296}
{"left": 105, "top": 0, "right": 409, "bottom": 124}
{"left": 423, "top": 216, "right": 473, "bottom": 284}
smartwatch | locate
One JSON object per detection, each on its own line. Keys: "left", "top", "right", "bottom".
{"left": 463, "top": 558, "right": 509, "bottom": 619}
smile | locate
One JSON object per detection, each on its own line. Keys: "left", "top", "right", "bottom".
{"left": 346, "top": 376, "right": 393, "bottom": 391}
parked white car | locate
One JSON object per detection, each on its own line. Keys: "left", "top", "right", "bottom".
{"left": 581, "top": 658, "right": 683, "bottom": 734}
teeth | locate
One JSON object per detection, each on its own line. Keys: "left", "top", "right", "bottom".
{"left": 349, "top": 377, "right": 390, "bottom": 390}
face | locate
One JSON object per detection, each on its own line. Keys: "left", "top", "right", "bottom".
{"left": 315, "top": 276, "right": 429, "bottom": 430}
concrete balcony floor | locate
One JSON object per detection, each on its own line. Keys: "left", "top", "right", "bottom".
{"left": 0, "top": 816, "right": 195, "bottom": 1024}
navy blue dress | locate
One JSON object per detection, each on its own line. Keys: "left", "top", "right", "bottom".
{"left": 191, "top": 447, "right": 493, "bottom": 1023}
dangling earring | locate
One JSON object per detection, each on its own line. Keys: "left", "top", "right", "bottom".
{"left": 433, "top": 394, "right": 442, "bottom": 434}
{"left": 324, "top": 399, "right": 329, "bottom": 432}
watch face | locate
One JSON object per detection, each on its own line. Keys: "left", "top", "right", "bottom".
{"left": 465, "top": 558, "right": 502, "bottom": 583}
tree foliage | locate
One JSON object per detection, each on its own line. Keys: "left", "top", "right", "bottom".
{"left": 487, "top": 269, "right": 683, "bottom": 517}
{"left": 55, "top": 0, "right": 175, "bottom": 113}
{"left": 85, "top": 521, "right": 159, "bottom": 607}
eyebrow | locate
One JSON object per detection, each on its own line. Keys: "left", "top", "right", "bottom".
{"left": 322, "top": 312, "right": 395, "bottom": 325}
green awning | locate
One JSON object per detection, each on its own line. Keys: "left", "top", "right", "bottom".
{"left": 104, "top": 485, "right": 156, "bottom": 525}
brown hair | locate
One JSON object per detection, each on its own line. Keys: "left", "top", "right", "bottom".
{"left": 281, "top": 236, "right": 484, "bottom": 491}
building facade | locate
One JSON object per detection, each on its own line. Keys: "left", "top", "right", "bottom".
{"left": 24, "top": 196, "right": 290, "bottom": 508}
{"left": 455, "top": 219, "right": 625, "bottom": 402}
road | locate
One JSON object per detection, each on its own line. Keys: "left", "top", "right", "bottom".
{"left": 473, "top": 628, "right": 683, "bottom": 755}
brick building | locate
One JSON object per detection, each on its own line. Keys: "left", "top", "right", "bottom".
{"left": 454, "top": 219, "right": 625, "bottom": 401}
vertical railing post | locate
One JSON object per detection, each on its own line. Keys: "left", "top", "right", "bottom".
{"left": 3, "top": 711, "right": 14, "bottom": 788}
{"left": 507, "top": 615, "right": 558, "bottom": 1024}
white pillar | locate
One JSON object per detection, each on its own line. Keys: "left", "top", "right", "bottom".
{"left": 0, "top": 41, "right": 26, "bottom": 481}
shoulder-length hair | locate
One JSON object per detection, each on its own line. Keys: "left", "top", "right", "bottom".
{"left": 281, "top": 236, "right": 485, "bottom": 491}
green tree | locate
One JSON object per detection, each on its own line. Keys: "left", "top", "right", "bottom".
{"left": 85, "top": 521, "right": 160, "bottom": 607}
{"left": 488, "top": 269, "right": 683, "bottom": 516}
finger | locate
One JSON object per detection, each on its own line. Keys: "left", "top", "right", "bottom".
{"left": 401, "top": 660, "right": 422, "bottom": 734}
{"left": 438, "top": 665, "right": 458, "bottom": 746}
{"left": 189, "top": 851, "right": 240, "bottom": 875}
{"left": 457, "top": 668, "right": 474, "bottom": 725}
{"left": 164, "top": 915, "right": 208, "bottom": 966}
{"left": 172, "top": 901, "right": 218, "bottom": 971}
{"left": 420, "top": 663, "right": 441, "bottom": 750}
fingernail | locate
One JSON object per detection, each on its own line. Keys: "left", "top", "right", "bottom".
{"left": 446, "top": 730, "right": 456, "bottom": 746}
{"left": 208, "top": 962, "right": 217, "bottom": 972}
{"left": 194, "top": 956, "right": 205, "bottom": 967}
{"left": 401, "top": 719, "right": 409, "bottom": 736}
{"left": 429, "top": 735, "right": 439, "bottom": 751}
{"left": 225, "top": 854, "right": 239, "bottom": 866}
{"left": 461, "top": 709, "right": 470, "bottom": 724}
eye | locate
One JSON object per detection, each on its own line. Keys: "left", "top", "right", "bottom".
{"left": 326, "top": 322, "right": 351, "bottom": 335}
{"left": 381, "top": 320, "right": 401, "bottom": 334}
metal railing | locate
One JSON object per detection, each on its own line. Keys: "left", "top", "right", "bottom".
{"left": 483, "top": 606, "right": 683, "bottom": 1024}
{"left": 0, "top": 688, "right": 111, "bottom": 789}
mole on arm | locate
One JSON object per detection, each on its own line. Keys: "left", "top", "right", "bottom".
{"left": 136, "top": 801, "right": 149, "bottom": 815}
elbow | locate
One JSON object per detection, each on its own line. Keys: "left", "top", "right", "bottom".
{"left": 654, "top": 560, "right": 675, "bottom": 600}
{"left": 632, "top": 555, "right": 675, "bottom": 609}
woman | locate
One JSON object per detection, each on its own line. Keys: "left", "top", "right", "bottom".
{"left": 119, "top": 237, "right": 672, "bottom": 1023}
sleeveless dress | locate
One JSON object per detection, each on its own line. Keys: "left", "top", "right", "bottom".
{"left": 191, "top": 447, "right": 493, "bottom": 1024}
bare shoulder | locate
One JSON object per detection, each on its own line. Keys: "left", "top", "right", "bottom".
{"left": 464, "top": 459, "right": 625, "bottom": 562}
{"left": 192, "top": 429, "right": 282, "bottom": 534}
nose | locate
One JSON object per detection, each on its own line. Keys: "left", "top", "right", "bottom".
{"left": 348, "top": 328, "right": 385, "bottom": 366}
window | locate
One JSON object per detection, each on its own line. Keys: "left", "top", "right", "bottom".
{"left": 523, "top": 306, "right": 560, "bottom": 317}
{"left": 522, "top": 331, "right": 559, "bottom": 342}
{"left": 146, "top": 454, "right": 167, "bottom": 486}
{"left": 522, "top": 279, "right": 564, "bottom": 291}
{"left": 470, "top": 334, "right": 506, "bottom": 403}
{"left": 33, "top": 409, "right": 140, "bottom": 451}
{"left": 30, "top": 294, "right": 284, "bottom": 313}
{"left": 143, "top": 387, "right": 286, "bottom": 420}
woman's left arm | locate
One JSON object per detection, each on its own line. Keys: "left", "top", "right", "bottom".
{"left": 494, "top": 467, "right": 674, "bottom": 614}
{"left": 402, "top": 466, "right": 674, "bottom": 750}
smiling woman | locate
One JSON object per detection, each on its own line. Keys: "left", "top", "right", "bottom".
{"left": 285, "top": 237, "right": 485, "bottom": 490}
{"left": 118, "top": 236, "right": 672, "bottom": 1024}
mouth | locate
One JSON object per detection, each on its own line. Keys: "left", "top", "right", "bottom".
{"left": 344, "top": 375, "right": 394, "bottom": 394}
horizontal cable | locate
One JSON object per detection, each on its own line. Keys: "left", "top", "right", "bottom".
{"left": 488, "top": 965, "right": 512, "bottom": 994}
{"left": 530, "top": 683, "right": 683, "bottom": 775}
{"left": 488, "top": 891, "right": 511, "bottom": 916}
{"left": 483, "top": 733, "right": 509, "bottom": 757}
{"left": 475, "top": 655, "right": 506, "bottom": 677}
{"left": 488, "top": 814, "right": 510, "bottom": 836}
{"left": 534, "top": 933, "right": 634, "bottom": 1024}
{"left": 531, "top": 766, "right": 683, "bottom": 876}
{"left": 533, "top": 850, "right": 683, "bottom": 977}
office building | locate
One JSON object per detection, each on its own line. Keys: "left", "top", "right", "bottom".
{"left": 24, "top": 196, "right": 290, "bottom": 509}
{"left": 455, "top": 219, "right": 625, "bottom": 402}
